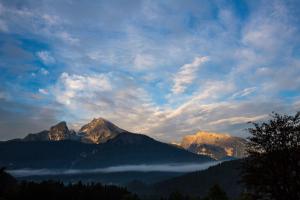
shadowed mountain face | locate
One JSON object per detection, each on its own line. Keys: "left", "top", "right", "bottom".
{"left": 181, "top": 131, "right": 247, "bottom": 159}
{"left": 128, "top": 159, "right": 243, "bottom": 199}
{"left": 153, "top": 159, "right": 243, "bottom": 198}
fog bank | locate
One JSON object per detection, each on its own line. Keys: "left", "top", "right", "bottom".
{"left": 9, "top": 161, "right": 221, "bottom": 177}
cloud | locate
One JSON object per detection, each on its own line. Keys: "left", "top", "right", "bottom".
{"left": 56, "top": 32, "right": 79, "bottom": 45}
{"left": 37, "top": 51, "right": 55, "bottom": 65}
{"left": 41, "top": 14, "right": 60, "bottom": 26}
{"left": 231, "top": 87, "right": 256, "bottom": 99}
{"left": 0, "top": 0, "right": 299, "bottom": 142}
{"left": 50, "top": 72, "right": 160, "bottom": 134}
{"left": 38, "top": 88, "right": 49, "bottom": 95}
{"left": 39, "top": 68, "right": 49, "bottom": 75}
{"left": 0, "top": 19, "right": 8, "bottom": 32}
{"left": 53, "top": 72, "right": 112, "bottom": 106}
{"left": 209, "top": 114, "right": 268, "bottom": 126}
{"left": 146, "top": 100, "right": 293, "bottom": 141}
{"left": 0, "top": 91, "right": 9, "bottom": 100}
{"left": 133, "top": 54, "right": 155, "bottom": 70}
{"left": 172, "top": 56, "right": 209, "bottom": 94}
{"left": 242, "top": 1, "right": 295, "bottom": 53}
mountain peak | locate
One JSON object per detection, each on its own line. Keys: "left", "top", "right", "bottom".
{"left": 50, "top": 121, "right": 68, "bottom": 131}
{"left": 79, "top": 117, "right": 125, "bottom": 144}
{"left": 48, "top": 121, "right": 72, "bottom": 141}
{"left": 23, "top": 118, "right": 126, "bottom": 144}
{"left": 181, "top": 131, "right": 231, "bottom": 148}
{"left": 91, "top": 117, "right": 109, "bottom": 123}
{"left": 23, "top": 121, "right": 75, "bottom": 142}
{"left": 180, "top": 131, "right": 246, "bottom": 159}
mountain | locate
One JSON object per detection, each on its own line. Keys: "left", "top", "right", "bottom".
{"left": 0, "top": 120, "right": 213, "bottom": 170}
{"left": 128, "top": 159, "right": 243, "bottom": 199}
{"left": 23, "top": 121, "right": 77, "bottom": 141}
{"left": 180, "top": 131, "right": 247, "bottom": 159}
{"left": 23, "top": 118, "right": 125, "bottom": 144}
{"left": 78, "top": 118, "right": 125, "bottom": 143}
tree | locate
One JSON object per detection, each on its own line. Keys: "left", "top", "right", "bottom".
{"left": 203, "top": 184, "right": 228, "bottom": 200}
{"left": 0, "top": 170, "right": 140, "bottom": 200}
{"left": 241, "top": 112, "right": 300, "bottom": 200}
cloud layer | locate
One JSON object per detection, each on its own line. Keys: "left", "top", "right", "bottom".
{"left": 0, "top": 0, "right": 300, "bottom": 141}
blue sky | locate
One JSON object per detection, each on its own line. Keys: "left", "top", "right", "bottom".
{"left": 0, "top": 0, "right": 300, "bottom": 141}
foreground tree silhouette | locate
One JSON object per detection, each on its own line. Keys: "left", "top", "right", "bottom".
{"left": 0, "top": 169, "right": 139, "bottom": 200}
{"left": 241, "top": 112, "right": 300, "bottom": 200}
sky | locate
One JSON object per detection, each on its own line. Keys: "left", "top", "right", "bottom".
{"left": 0, "top": 0, "right": 300, "bottom": 142}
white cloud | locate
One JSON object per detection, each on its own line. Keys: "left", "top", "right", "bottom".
{"left": 37, "top": 51, "right": 55, "bottom": 65}
{"left": 1, "top": 0, "right": 299, "bottom": 142}
{"left": 53, "top": 72, "right": 112, "bottom": 106}
{"left": 241, "top": 1, "right": 296, "bottom": 53}
{"left": 0, "top": 19, "right": 8, "bottom": 32}
{"left": 40, "top": 68, "right": 49, "bottom": 75}
{"left": 133, "top": 54, "right": 155, "bottom": 70}
{"left": 51, "top": 72, "right": 163, "bottom": 135}
{"left": 38, "top": 88, "right": 49, "bottom": 95}
{"left": 42, "top": 14, "right": 60, "bottom": 26}
{"left": 231, "top": 87, "right": 256, "bottom": 99}
{"left": 57, "top": 32, "right": 79, "bottom": 45}
{"left": 50, "top": 71, "right": 288, "bottom": 142}
{"left": 0, "top": 91, "right": 9, "bottom": 100}
{"left": 172, "top": 56, "right": 209, "bottom": 94}
{"left": 145, "top": 99, "right": 290, "bottom": 141}
{"left": 209, "top": 114, "right": 268, "bottom": 126}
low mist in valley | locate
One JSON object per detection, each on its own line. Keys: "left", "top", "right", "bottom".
{"left": 9, "top": 161, "right": 221, "bottom": 177}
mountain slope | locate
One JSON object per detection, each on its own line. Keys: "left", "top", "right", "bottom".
{"left": 129, "top": 159, "right": 243, "bottom": 199}
{"left": 152, "top": 159, "right": 243, "bottom": 198}
{"left": 181, "top": 131, "right": 247, "bottom": 159}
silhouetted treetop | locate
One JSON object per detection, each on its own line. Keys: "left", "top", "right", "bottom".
{"left": 247, "top": 111, "right": 300, "bottom": 154}
{"left": 242, "top": 111, "right": 300, "bottom": 200}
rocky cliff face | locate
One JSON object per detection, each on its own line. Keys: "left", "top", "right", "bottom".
{"left": 23, "top": 121, "right": 77, "bottom": 142}
{"left": 180, "top": 131, "right": 247, "bottom": 159}
{"left": 48, "top": 121, "right": 77, "bottom": 141}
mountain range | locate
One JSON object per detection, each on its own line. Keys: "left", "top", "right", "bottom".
{"left": 0, "top": 118, "right": 213, "bottom": 170}
{"left": 23, "top": 118, "right": 125, "bottom": 144}
{"left": 0, "top": 118, "right": 247, "bottom": 198}
{"left": 21, "top": 118, "right": 247, "bottom": 160}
